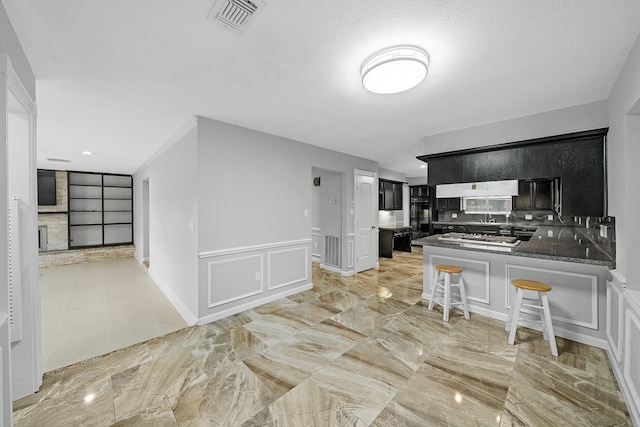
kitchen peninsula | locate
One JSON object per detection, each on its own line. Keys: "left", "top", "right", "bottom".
{"left": 413, "top": 222, "right": 615, "bottom": 347}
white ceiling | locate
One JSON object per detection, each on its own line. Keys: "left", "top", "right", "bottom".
{"left": 4, "top": 0, "right": 640, "bottom": 176}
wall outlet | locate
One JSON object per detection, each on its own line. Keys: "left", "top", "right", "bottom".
{"left": 452, "top": 213, "right": 458, "bottom": 218}
{"left": 547, "top": 215, "right": 554, "bottom": 221}
{"left": 525, "top": 214, "right": 533, "bottom": 220}
{"left": 547, "top": 230, "right": 554, "bottom": 237}
{"left": 255, "top": 272, "right": 261, "bottom": 281}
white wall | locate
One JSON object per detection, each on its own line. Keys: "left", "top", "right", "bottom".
{"left": 607, "top": 33, "right": 640, "bottom": 289}
{"left": 133, "top": 125, "right": 199, "bottom": 324}
{"left": 0, "top": 5, "right": 35, "bottom": 99}
{"left": 423, "top": 101, "right": 608, "bottom": 153}
{"left": 196, "top": 117, "right": 377, "bottom": 320}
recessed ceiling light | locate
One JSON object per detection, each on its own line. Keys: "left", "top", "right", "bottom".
{"left": 420, "top": 165, "right": 427, "bottom": 168}
{"left": 361, "top": 46, "right": 429, "bottom": 94}
{"left": 82, "top": 151, "right": 93, "bottom": 155}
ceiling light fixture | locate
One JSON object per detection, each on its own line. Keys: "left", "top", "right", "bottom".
{"left": 82, "top": 151, "right": 93, "bottom": 155}
{"left": 361, "top": 46, "right": 429, "bottom": 94}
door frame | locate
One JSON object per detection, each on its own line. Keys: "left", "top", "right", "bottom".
{"left": 1, "top": 53, "right": 40, "bottom": 422}
{"left": 353, "top": 169, "right": 378, "bottom": 274}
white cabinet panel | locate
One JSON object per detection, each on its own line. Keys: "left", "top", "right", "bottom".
{"left": 607, "top": 281, "right": 624, "bottom": 362}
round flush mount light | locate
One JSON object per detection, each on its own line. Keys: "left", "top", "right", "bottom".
{"left": 82, "top": 151, "right": 93, "bottom": 155}
{"left": 361, "top": 46, "right": 429, "bottom": 94}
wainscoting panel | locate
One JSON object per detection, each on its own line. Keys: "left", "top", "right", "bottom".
{"left": 207, "top": 254, "right": 263, "bottom": 308}
{"left": 429, "top": 255, "right": 490, "bottom": 304}
{"left": 311, "top": 228, "right": 321, "bottom": 262}
{"left": 607, "top": 280, "right": 624, "bottom": 363}
{"left": 201, "top": 239, "right": 312, "bottom": 314}
{"left": 268, "top": 246, "right": 308, "bottom": 290}
{"left": 346, "top": 233, "right": 355, "bottom": 270}
{"left": 624, "top": 306, "right": 640, "bottom": 416}
{"left": 506, "top": 264, "right": 598, "bottom": 330}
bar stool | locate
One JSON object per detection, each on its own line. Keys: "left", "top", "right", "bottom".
{"left": 428, "top": 264, "right": 470, "bottom": 322}
{"left": 505, "top": 279, "right": 558, "bottom": 357}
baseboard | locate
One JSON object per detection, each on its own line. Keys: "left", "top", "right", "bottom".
{"left": 421, "top": 294, "right": 608, "bottom": 349}
{"left": 607, "top": 342, "right": 640, "bottom": 426}
{"left": 148, "top": 267, "right": 198, "bottom": 326}
{"left": 319, "top": 263, "right": 342, "bottom": 274}
{"left": 196, "top": 282, "right": 313, "bottom": 326}
{"left": 341, "top": 270, "right": 355, "bottom": 277}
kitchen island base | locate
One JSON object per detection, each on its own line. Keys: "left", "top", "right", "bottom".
{"left": 420, "top": 245, "right": 610, "bottom": 349}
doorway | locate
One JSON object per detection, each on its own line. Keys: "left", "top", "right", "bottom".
{"left": 354, "top": 169, "right": 377, "bottom": 273}
{"left": 311, "top": 167, "right": 343, "bottom": 271}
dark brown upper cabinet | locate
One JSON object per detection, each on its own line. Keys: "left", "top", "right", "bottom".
{"left": 379, "top": 179, "right": 404, "bottom": 210}
{"left": 513, "top": 179, "right": 557, "bottom": 211}
{"left": 418, "top": 129, "right": 607, "bottom": 216}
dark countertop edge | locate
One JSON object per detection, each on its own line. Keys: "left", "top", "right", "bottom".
{"left": 379, "top": 225, "right": 412, "bottom": 230}
{"left": 412, "top": 237, "right": 615, "bottom": 269}
{"left": 432, "top": 221, "right": 546, "bottom": 228}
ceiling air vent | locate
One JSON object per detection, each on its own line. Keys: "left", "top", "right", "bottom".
{"left": 207, "top": 0, "right": 266, "bottom": 34}
{"left": 46, "top": 158, "right": 71, "bottom": 163}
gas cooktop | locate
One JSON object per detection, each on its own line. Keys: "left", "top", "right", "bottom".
{"left": 438, "top": 232, "right": 521, "bottom": 248}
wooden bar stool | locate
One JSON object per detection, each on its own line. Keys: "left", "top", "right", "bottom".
{"left": 506, "top": 279, "right": 558, "bottom": 357}
{"left": 428, "top": 264, "right": 470, "bottom": 322}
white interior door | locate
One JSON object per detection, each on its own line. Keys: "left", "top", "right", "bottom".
{"left": 354, "top": 170, "right": 377, "bottom": 273}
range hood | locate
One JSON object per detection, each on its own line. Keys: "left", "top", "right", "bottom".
{"left": 436, "top": 180, "right": 519, "bottom": 198}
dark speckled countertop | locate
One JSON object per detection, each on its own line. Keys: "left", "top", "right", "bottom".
{"left": 413, "top": 225, "right": 615, "bottom": 268}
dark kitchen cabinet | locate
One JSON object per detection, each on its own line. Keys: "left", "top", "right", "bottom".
{"left": 513, "top": 179, "right": 555, "bottom": 211}
{"left": 410, "top": 185, "right": 429, "bottom": 197}
{"left": 379, "top": 179, "right": 404, "bottom": 210}
{"left": 436, "top": 197, "right": 460, "bottom": 211}
{"left": 418, "top": 128, "right": 608, "bottom": 216}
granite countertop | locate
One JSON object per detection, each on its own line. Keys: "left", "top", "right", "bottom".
{"left": 413, "top": 225, "right": 616, "bottom": 268}
{"left": 432, "top": 221, "right": 539, "bottom": 228}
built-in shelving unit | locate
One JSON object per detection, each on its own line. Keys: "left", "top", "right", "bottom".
{"left": 68, "top": 172, "right": 133, "bottom": 248}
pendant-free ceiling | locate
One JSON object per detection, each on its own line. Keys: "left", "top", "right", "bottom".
{"left": 361, "top": 46, "right": 429, "bottom": 94}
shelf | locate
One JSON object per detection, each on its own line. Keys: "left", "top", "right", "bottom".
{"left": 70, "top": 223, "right": 103, "bottom": 227}
{"left": 103, "top": 185, "right": 132, "bottom": 189}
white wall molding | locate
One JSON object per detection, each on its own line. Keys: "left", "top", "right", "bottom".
{"left": 197, "top": 282, "right": 312, "bottom": 326}
{"left": 311, "top": 228, "right": 321, "bottom": 262}
{"left": 505, "top": 264, "right": 599, "bottom": 330}
{"left": 267, "top": 247, "right": 308, "bottom": 290}
{"left": 320, "top": 263, "right": 342, "bottom": 274}
{"left": 429, "top": 254, "right": 490, "bottom": 304}
{"left": 134, "top": 116, "right": 197, "bottom": 175}
{"left": 420, "top": 295, "right": 608, "bottom": 350}
{"left": 346, "top": 234, "right": 355, "bottom": 270}
{"left": 148, "top": 267, "right": 198, "bottom": 325}
{"left": 623, "top": 307, "right": 640, "bottom": 421}
{"left": 199, "top": 238, "right": 312, "bottom": 259}
{"left": 607, "top": 280, "right": 624, "bottom": 362}
{"left": 207, "top": 254, "right": 264, "bottom": 308}
{"left": 201, "top": 239, "right": 311, "bottom": 317}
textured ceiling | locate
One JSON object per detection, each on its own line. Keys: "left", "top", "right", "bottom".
{"left": 3, "top": 0, "right": 640, "bottom": 176}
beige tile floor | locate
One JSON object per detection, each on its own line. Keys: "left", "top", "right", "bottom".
{"left": 40, "top": 258, "right": 187, "bottom": 372}
{"left": 17, "top": 248, "right": 631, "bottom": 426}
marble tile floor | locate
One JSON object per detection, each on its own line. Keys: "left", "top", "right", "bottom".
{"left": 16, "top": 248, "right": 631, "bottom": 426}
{"left": 39, "top": 257, "right": 187, "bottom": 372}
